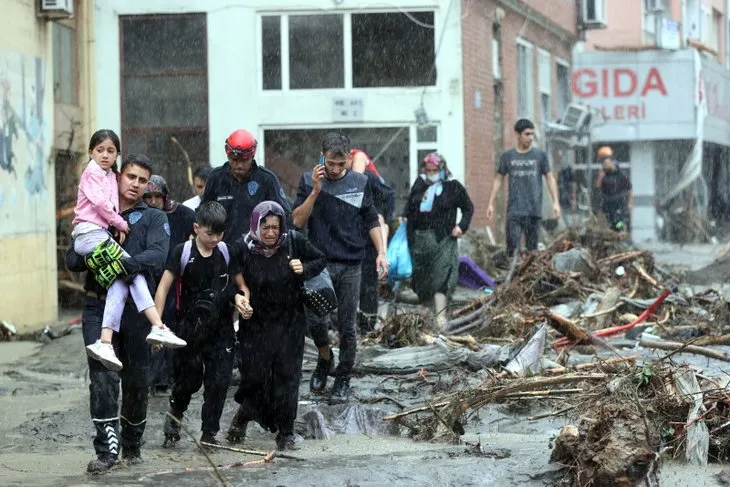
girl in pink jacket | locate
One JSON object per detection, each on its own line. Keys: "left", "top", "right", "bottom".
{"left": 72, "top": 130, "right": 186, "bottom": 371}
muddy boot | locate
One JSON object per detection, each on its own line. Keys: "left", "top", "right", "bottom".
{"left": 227, "top": 406, "right": 250, "bottom": 444}
{"left": 86, "top": 453, "right": 116, "bottom": 475}
{"left": 358, "top": 312, "right": 377, "bottom": 336}
{"left": 163, "top": 410, "right": 183, "bottom": 448}
{"left": 433, "top": 293, "right": 448, "bottom": 331}
{"left": 329, "top": 376, "right": 350, "bottom": 405}
{"left": 200, "top": 432, "right": 220, "bottom": 450}
{"left": 276, "top": 433, "right": 302, "bottom": 451}
{"left": 122, "top": 446, "right": 143, "bottom": 465}
{"left": 309, "top": 348, "right": 335, "bottom": 394}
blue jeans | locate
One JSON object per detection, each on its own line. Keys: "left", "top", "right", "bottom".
{"left": 308, "top": 261, "right": 361, "bottom": 377}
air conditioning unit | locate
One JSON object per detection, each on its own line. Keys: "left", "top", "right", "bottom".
{"left": 38, "top": 0, "right": 74, "bottom": 19}
{"left": 582, "top": 0, "right": 607, "bottom": 29}
{"left": 645, "top": 0, "right": 666, "bottom": 13}
{"left": 561, "top": 104, "right": 591, "bottom": 130}
{"left": 544, "top": 103, "right": 593, "bottom": 148}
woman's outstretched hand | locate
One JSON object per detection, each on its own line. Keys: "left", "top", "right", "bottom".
{"left": 289, "top": 259, "right": 304, "bottom": 274}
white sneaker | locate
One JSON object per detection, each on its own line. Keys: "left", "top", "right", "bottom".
{"left": 86, "top": 340, "right": 123, "bottom": 371}
{"left": 146, "top": 326, "right": 187, "bottom": 348}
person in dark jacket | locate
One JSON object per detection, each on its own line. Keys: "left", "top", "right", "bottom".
{"left": 350, "top": 149, "right": 395, "bottom": 334}
{"left": 404, "top": 152, "right": 474, "bottom": 330}
{"left": 143, "top": 175, "right": 196, "bottom": 392}
{"left": 226, "top": 201, "right": 326, "bottom": 451}
{"left": 65, "top": 154, "right": 169, "bottom": 474}
{"left": 595, "top": 145, "right": 633, "bottom": 232}
{"left": 154, "top": 201, "right": 248, "bottom": 447}
{"left": 292, "top": 132, "right": 388, "bottom": 404}
{"left": 201, "top": 129, "right": 292, "bottom": 243}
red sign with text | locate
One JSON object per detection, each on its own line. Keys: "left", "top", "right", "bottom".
{"left": 572, "top": 67, "right": 669, "bottom": 121}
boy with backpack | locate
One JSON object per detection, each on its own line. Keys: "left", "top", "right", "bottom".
{"left": 154, "top": 201, "right": 252, "bottom": 446}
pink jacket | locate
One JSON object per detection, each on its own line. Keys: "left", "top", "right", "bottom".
{"left": 72, "top": 160, "right": 129, "bottom": 232}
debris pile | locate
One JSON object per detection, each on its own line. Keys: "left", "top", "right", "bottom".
{"left": 356, "top": 222, "right": 730, "bottom": 483}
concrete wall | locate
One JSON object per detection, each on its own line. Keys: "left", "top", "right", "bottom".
{"left": 0, "top": 0, "right": 57, "bottom": 330}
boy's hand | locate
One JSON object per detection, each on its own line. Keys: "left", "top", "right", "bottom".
{"left": 289, "top": 259, "right": 304, "bottom": 274}
{"left": 117, "top": 231, "right": 127, "bottom": 246}
{"left": 235, "top": 294, "right": 253, "bottom": 319}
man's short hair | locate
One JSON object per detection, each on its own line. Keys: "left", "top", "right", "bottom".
{"left": 321, "top": 132, "right": 351, "bottom": 157}
{"left": 121, "top": 154, "right": 153, "bottom": 175}
{"left": 193, "top": 164, "right": 213, "bottom": 181}
{"left": 514, "top": 119, "right": 535, "bottom": 134}
{"left": 196, "top": 201, "right": 227, "bottom": 234}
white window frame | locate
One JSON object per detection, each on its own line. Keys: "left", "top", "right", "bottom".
{"left": 257, "top": 9, "right": 439, "bottom": 93}
{"left": 538, "top": 49, "right": 551, "bottom": 123}
{"left": 492, "top": 38, "right": 501, "bottom": 80}
{"left": 516, "top": 38, "right": 534, "bottom": 120}
{"left": 555, "top": 57, "right": 570, "bottom": 119}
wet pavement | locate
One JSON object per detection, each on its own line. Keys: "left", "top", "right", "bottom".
{"left": 0, "top": 321, "right": 729, "bottom": 486}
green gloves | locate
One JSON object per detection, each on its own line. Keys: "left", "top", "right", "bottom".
{"left": 95, "top": 260, "right": 128, "bottom": 290}
{"left": 85, "top": 238, "right": 124, "bottom": 271}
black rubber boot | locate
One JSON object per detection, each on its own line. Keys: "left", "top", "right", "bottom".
{"left": 163, "top": 410, "right": 183, "bottom": 448}
{"left": 200, "top": 432, "right": 220, "bottom": 449}
{"left": 309, "top": 349, "right": 335, "bottom": 394}
{"left": 227, "top": 406, "right": 249, "bottom": 444}
{"left": 329, "top": 376, "right": 350, "bottom": 405}
{"left": 86, "top": 453, "right": 116, "bottom": 475}
{"left": 122, "top": 446, "right": 143, "bottom": 465}
{"left": 276, "top": 433, "right": 301, "bottom": 451}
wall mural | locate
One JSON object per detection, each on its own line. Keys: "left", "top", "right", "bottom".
{"left": 0, "top": 49, "right": 52, "bottom": 237}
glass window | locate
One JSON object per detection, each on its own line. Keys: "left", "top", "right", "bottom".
{"left": 289, "top": 15, "right": 344, "bottom": 89}
{"left": 262, "top": 16, "right": 282, "bottom": 90}
{"left": 351, "top": 12, "right": 436, "bottom": 88}
{"left": 52, "top": 24, "right": 77, "bottom": 105}
{"left": 123, "top": 75, "right": 207, "bottom": 128}
{"left": 417, "top": 125, "right": 437, "bottom": 143}
{"left": 556, "top": 62, "right": 570, "bottom": 118}
{"left": 121, "top": 15, "right": 207, "bottom": 74}
{"left": 541, "top": 93, "right": 551, "bottom": 123}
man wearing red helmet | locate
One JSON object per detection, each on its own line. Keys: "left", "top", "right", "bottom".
{"left": 201, "top": 129, "right": 292, "bottom": 243}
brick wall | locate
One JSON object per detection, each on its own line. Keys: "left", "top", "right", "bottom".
{"left": 461, "top": 0, "right": 577, "bottom": 230}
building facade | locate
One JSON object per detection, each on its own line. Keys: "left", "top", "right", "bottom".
{"left": 0, "top": 0, "right": 94, "bottom": 331}
{"left": 578, "top": 0, "right": 730, "bottom": 242}
{"left": 92, "top": 0, "right": 578, "bottom": 230}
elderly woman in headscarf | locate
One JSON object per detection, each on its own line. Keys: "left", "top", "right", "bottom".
{"left": 404, "top": 152, "right": 474, "bottom": 329}
{"left": 227, "top": 201, "right": 326, "bottom": 451}
{"left": 144, "top": 175, "right": 196, "bottom": 393}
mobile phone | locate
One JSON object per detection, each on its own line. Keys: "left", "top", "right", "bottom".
{"left": 319, "top": 155, "right": 325, "bottom": 166}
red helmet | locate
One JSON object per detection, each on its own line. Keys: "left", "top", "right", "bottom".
{"left": 225, "top": 129, "right": 257, "bottom": 160}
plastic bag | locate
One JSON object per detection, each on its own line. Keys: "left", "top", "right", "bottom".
{"left": 387, "top": 222, "right": 412, "bottom": 281}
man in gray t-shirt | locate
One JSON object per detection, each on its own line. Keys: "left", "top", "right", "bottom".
{"left": 486, "top": 119, "right": 560, "bottom": 255}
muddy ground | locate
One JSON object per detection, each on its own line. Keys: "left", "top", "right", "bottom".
{"left": 1, "top": 326, "right": 728, "bottom": 486}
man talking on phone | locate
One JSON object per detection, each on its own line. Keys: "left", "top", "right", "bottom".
{"left": 292, "top": 132, "right": 388, "bottom": 404}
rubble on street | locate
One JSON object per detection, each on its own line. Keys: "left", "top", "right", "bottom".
{"left": 321, "top": 222, "right": 730, "bottom": 486}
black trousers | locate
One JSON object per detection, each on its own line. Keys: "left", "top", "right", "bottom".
{"left": 234, "top": 317, "right": 306, "bottom": 437}
{"left": 169, "top": 336, "right": 234, "bottom": 435}
{"left": 506, "top": 216, "right": 541, "bottom": 255}
{"left": 603, "top": 206, "right": 631, "bottom": 232}
{"left": 359, "top": 244, "right": 379, "bottom": 315}
{"left": 81, "top": 296, "right": 151, "bottom": 458}
{"left": 149, "top": 294, "right": 177, "bottom": 388}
